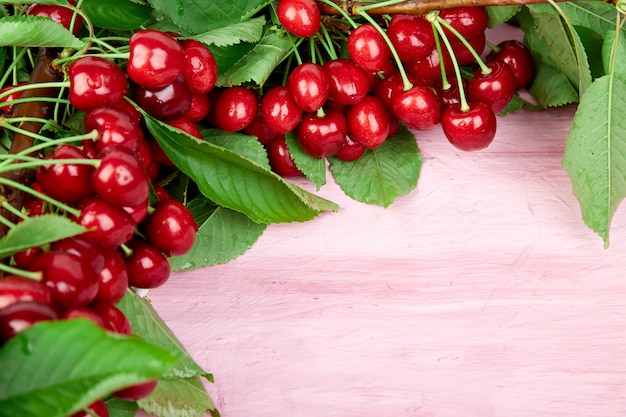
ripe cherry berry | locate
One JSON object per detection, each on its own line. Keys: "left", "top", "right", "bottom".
{"left": 333, "top": 136, "right": 367, "bottom": 162}
{"left": 114, "top": 379, "right": 158, "bottom": 402}
{"left": 346, "top": 95, "right": 390, "bottom": 149}
{"left": 77, "top": 197, "right": 136, "bottom": 249}
{"left": 84, "top": 105, "right": 144, "bottom": 152}
{"left": 36, "top": 144, "right": 95, "bottom": 204}
{"left": 296, "top": 110, "right": 347, "bottom": 158}
{"left": 266, "top": 135, "right": 302, "bottom": 177}
{"left": 260, "top": 86, "right": 302, "bottom": 135}
{"left": 0, "top": 275, "right": 51, "bottom": 310}
{"left": 0, "top": 301, "right": 57, "bottom": 344}
{"left": 439, "top": 7, "right": 489, "bottom": 41}
{"left": 143, "top": 199, "right": 197, "bottom": 256}
{"left": 93, "top": 247, "right": 128, "bottom": 304}
{"left": 125, "top": 240, "right": 171, "bottom": 289}
{"left": 386, "top": 14, "right": 435, "bottom": 63}
{"left": 0, "top": 82, "right": 26, "bottom": 114}
{"left": 347, "top": 23, "right": 391, "bottom": 72}
{"left": 488, "top": 40, "right": 536, "bottom": 90}
{"left": 135, "top": 77, "right": 192, "bottom": 121}
{"left": 276, "top": 0, "right": 321, "bottom": 38}
{"left": 323, "top": 58, "right": 370, "bottom": 106}
{"left": 286, "top": 62, "right": 329, "bottom": 113}
{"left": 26, "top": 1, "right": 83, "bottom": 35}
{"left": 180, "top": 39, "right": 218, "bottom": 94}
{"left": 467, "top": 61, "right": 517, "bottom": 113}
{"left": 91, "top": 302, "right": 132, "bottom": 334}
{"left": 213, "top": 86, "right": 257, "bottom": 132}
{"left": 127, "top": 29, "right": 185, "bottom": 88}
{"left": 392, "top": 84, "right": 441, "bottom": 130}
{"left": 92, "top": 146, "right": 149, "bottom": 208}
{"left": 441, "top": 101, "right": 497, "bottom": 152}
{"left": 70, "top": 400, "right": 109, "bottom": 417}
{"left": 50, "top": 235, "right": 105, "bottom": 275}
{"left": 68, "top": 56, "right": 128, "bottom": 111}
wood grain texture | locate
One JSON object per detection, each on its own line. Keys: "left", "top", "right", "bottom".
{"left": 144, "top": 26, "right": 626, "bottom": 417}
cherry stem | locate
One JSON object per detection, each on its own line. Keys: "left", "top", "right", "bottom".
{"left": 618, "top": 0, "right": 626, "bottom": 15}
{"left": 0, "top": 261, "right": 43, "bottom": 281}
{"left": 0, "top": 81, "right": 69, "bottom": 103}
{"left": 0, "top": 158, "right": 100, "bottom": 175}
{"left": 53, "top": 52, "right": 130, "bottom": 67}
{"left": 432, "top": 25, "right": 451, "bottom": 90}
{"left": 317, "top": 25, "right": 338, "bottom": 60}
{"left": 486, "top": 40, "right": 501, "bottom": 53}
{"left": 0, "top": 47, "right": 28, "bottom": 89}
{"left": 1, "top": 199, "right": 28, "bottom": 222}
{"left": 1, "top": 96, "right": 71, "bottom": 109}
{"left": 316, "top": 0, "right": 359, "bottom": 28}
{"left": 434, "top": 15, "right": 491, "bottom": 75}
{"left": 0, "top": 211, "right": 15, "bottom": 230}
{"left": 354, "top": 9, "right": 413, "bottom": 91}
{"left": 0, "top": 176, "right": 81, "bottom": 217}
{"left": 429, "top": 14, "right": 470, "bottom": 111}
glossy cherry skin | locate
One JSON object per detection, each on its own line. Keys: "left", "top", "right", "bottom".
{"left": 28, "top": 251, "right": 99, "bottom": 311}
{"left": 296, "top": 110, "right": 347, "bottom": 158}
{"left": 439, "top": 6, "right": 489, "bottom": 41}
{"left": 77, "top": 197, "right": 136, "bottom": 249}
{"left": 0, "top": 82, "right": 26, "bottom": 114}
{"left": 260, "top": 86, "right": 302, "bottom": 135}
{"left": 185, "top": 92, "right": 211, "bottom": 123}
{"left": 125, "top": 239, "right": 171, "bottom": 289}
{"left": 346, "top": 95, "right": 390, "bottom": 149}
{"left": 135, "top": 77, "right": 192, "bottom": 121}
{"left": 266, "top": 135, "right": 302, "bottom": 177}
{"left": 322, "top": 58, "right": 370, "bottom": 106}
{"left": 50, "top": 235, "right": 105, "bottom": 275}
{"left": 62, "top": 307, "right": 107, "bottom": 328}
{"left": 243, "top": 103, "right": 276, "bottom": 145}
{"left": 70, "top": 400, "right": 109, "bottom": 417}
{"left": 92, "top": 146, "right": 149, "bottom": 208}
{"left": 127, "top": 29, "right": 184, "bottom": 88}
{"left": 387, "top": 14, "right": 435, "bottom": 63}
{"left": 26, "top": 1, "right": 82, "bottom": 35}
{"left": 391, "top": 84, "right": 441, "bottom": 130}
{"left": 488, "top": 40, "right": 536, "bottom": 90}
{"left": 333, "top": 135, "right": 367, "bottom": 162}
{"left": 0, "top": 301, "right": 58, "bottom": 344}
{"left": 214, "top": 86, "right": 258, "bottom": 132}
{"left": 114, "top": 379, "right": 158, "bottom": 402}
{"left": 166, "top": 117, "right": 203, "bottom": 139}
{"left": 91, "top": 302, "right": 132, "bottom": 334}
{"left": 449, "top": 31, "right": 486, "bottom": 66}
{"left": 286, "top": 62, "right": 329, "bottom": 113}
{"left": 347, "top": 23, "right": 391, "bottom": 72}
{"left": 441, "top": 101, "right": 497, "bottom": 151}
{"left": 467, "top": 60, "right": 517, "bottom": 113}
{"left": 36, "top": 144, "right": 95, "bottom": 204}
{"left": 69, "top": 56, "right": 128, "bottom": 112}
{"left": 0, "top": 275, "right": 51, "bottom": 310}
{"left": 84, "top": 105, "right": 144, "bottom": 152}
{"left": 93, "top": 247, "right": 129, "bottom": 304}
{"left": 276, "top": 0, "right": 321, "bottom": 38}
{"left": 143, "top": 199, "right": 197, "bottom": 256}
{"left": 405, "top": 47, "right": 453, "bottom": 85}
{"left": 180, "top": 39, "right": 218, "bottom": 94}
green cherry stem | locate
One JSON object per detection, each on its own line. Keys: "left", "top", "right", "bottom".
{"left": 0, "top": 211, "right": 15, "bottom": 230}
{"left": 618, "top": 0, "right": 626, "bottom": 15}
{"left": 433, "top": 14, "right": 491, "bottom": 75}
{"left": 0, "top": 47, "right": 29, "bottom": 89}
{"left": 432, "top": 25, "right": 451, "bottom": 90}
{"left": 0, "top": 261, "right": 43, "bottom": 281}
{"left": 0, "top": 81, "right": 70, "bottom": 103}
{"left": 0, "top": 158, "right": 100, "bottom": 175}
{"left": 1, "top": 199, "right": 29, "bottom": 222}
{"left": 316, "top": 0, "right": 359, "bottom": 29}
{"left": 0, "top": 176, "right": 81, "bottom": 217}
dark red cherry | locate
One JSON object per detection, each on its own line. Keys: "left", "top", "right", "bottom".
{"left": 185, "top": 93, "right": 211, "bottom": 123}
{"left": 260, "top": 86, "right": 302, "bottom": 135}
{"left": 92, "top": 146, "right": 149, "bottom": 208}
{"left": 322, "top": 58, "right": 370, "bottom": 106}
{"left": 125, "top": 240, "right": 171, "bottom": 289}
{"left": 346, "top": 95, "right": 390, "bottom": 149}
{"left": 0, "top": 275, "right": 51, "bottom": 311}
{"left": 0, "top": 301, "right": 57, "bottom": 344}
{"left": 26, "top": 1, "right": 82, "bottom": 35}
{"left": 387, "top": 14, "right": 435, "bottom": 62}
{"left": 286, "top": 62, "right": 329, "bottom": 112}
{"left": 276, "top": 0, "right": 321, "bottom": 38}
{"left": 77, "top": 197, "right": 136, "bottom": 249}
{"left": 214, "top": 87, "right": 257, "bottom": 132}
{"left": 166, "top": 118, "right": 203, "bottom": 139}
{"left": 488, "top": 40, "right": 536, "bottom": 90}
{"left": 449, "top": 31, "right": 486, "bottom": 66}
{"left": 296, "top": 110, "right": 347, "bottom": 158}
{"left": 70, "top": 400, "right": 109, "bottom": 417}
{"left": 391, "top": 84, "right": 441, "bottom": 130}
{"left": 266, "top": 135, "right": 302, "bottom": 177}
{"left": 180, "top": 39, "right": 218, "bottom": 94}
{"left": 347, "top": 23, "right": 391, "bottom": 72}
{"left": 439, "top": 7, "right": 489, "bottom": 41}
{"left": 143, "top": 199, "right": 197, "bottom": 256}
{"left": 36, "top": 144, "right": 95, "bottom": 204}
{"left": 91, "top": 302, "right": 132, "bottom": 334}
{"left": 68, "top": 57, "right": 128, "bottom": 111}
{"left": 50, "top": 235, "right": 105, "bottom": 275}
{"left": 127, "top": 29, "right": 184, "bottom": 88}
{"left": 84, "top": 105, "right": 144, "bottom": 152}
{"left": 134, "top": 77, "right": 192, "bottom": 121}
{"left": 93, "top": 248, "right": 128, "bottom": 305}
{"left": 441, "top": 101, "right": 497, "bottom": 151}
{"left": 333, "top": 136, "right": 367, "bottom": 162}
{"left": 62, "top": 307, "right": 107, "bottom": 328}
{"left": 436, "top": 77, "right": 468, "bottom": 109}
{"left": 467, "top": 60, "right": 517, "bottom": 113}
{"left": 113, "top": 379, "right": 158, "bottom": 402}
{"left": 405, "top": 47, "right": 453, "bottom": 84}
{"left": 243, "top": 103, "right": 276, "bottom": 145}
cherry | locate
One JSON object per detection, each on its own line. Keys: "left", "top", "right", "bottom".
{"left": 36, "top": 144, "right": 95, "bottom": 204}
{"left": 26, "top": 1, "right": 82, "bottom": 35}
{"left": 134, "top": 76, "right": 192, "bottom": 121}
{"left": 333, "top": 135, "right": 367, "bottom": 162}
{"left": 92, "top": 146, "right": 149, "bottom": 208}
{"left": 276, "top": 0, "right": 321, "bottom": 38}
{"left": 347, "top": 23, "right": 391, "bottom": 72}
{"left": 125, "top": 239, "right": 171, "bottom": 289}
{"left": 391, "top": 84, "right": 441, "bottom": 130}
{"left": 372, "top": 71, "right": 418, "bottom": 111}
{"left": 488, "top": 40, "right": 536, "bottom": 90}
{"left": 185, "top": 93, "right": 211, "bottom": 123}
{"left": 70, "top": 400, "right": 109, "bottom": 417}
{"left": 180, "top": 39, "right": 218, "bottom": 94}
{"left": 68, "top": 56, "right": 128, "bottom": 111}
{"left": 77, "top": 197, "right": 136, "bottom": 249}
{"left": 243, "top": 103, "right": 276, "bottom": 145}
{"left": 286, "top": 62, "right": 329, "bottom": 113}
{"left": 91, "top": 302, "right": 132, "bottom": 334}
{"left": 266, "top": 135, "right": 302, "bottom": 177}
{"left": 441, "top": 101, "right": 497, "bottom": 151}
{"left": 439, "top": 7, "right": 489, "bottom": 41}
{"left": 113, "top": 379, "right": 158, "bottom": 402}
{"left": 296, "top": 110, "right": 347, "bottom": 158}
{"left": 0, "top": 275, "right": 51, "bottom": 310}
{"left": 50, "top": 235, "right": 105, "bottom": 275}
{"left": 0, "top": 301, "right": 57, "bottom": 344}
{"left": 143, "top": 199, "right": 197, "bottom": 256}
{"left": 93, "top": 247, "right": 128, "bottom": 304}
{"left": 123, "top": 198, "right": 149, "bottom": 225}
{"left": 436, "top": 77, "right": 468, "bottom": 109}
{"left": 260, "top": 86, "right": 302, "bottom": 135}
{"left": 62, "top": 307, "right": 107, "bottom": 328}
{"left": 322, "top": 58, "right": 370, "bottom": 106}
{"left": 213, "top": 86, "right": 257, "bottom": 132}
{"left": 405, "top": 47, "right": 453, "bottom": 84}
{"left": 84, "top": 105, "right": 144, "bottom": 152}
{"left": 449, "top": 31, "right": 486, "bottom": 66}
{"left": 467, "top": 61, "right": 517, "bottom": 113}
{"left": 386, "top": 14, "right": 435, "bottom": 63}
{"left": 346, "top": 95, "right": 390, "bottom": 149}
{"left": 28, "top": 251, "right": 99, "bottom": 311}
{"left": 127, "top": 29, "right": 184, "bottom": 88}
{"left": 166, "top": 118, "right": 203, "bottom": 139}
{"left": 0, "top": 82, "right": 26, "bottom": 114}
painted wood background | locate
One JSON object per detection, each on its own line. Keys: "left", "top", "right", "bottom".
{"left": 144, "top": 25, "right": 626, "bottom": 417}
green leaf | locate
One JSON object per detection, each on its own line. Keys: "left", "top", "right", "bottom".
{"left": 170, "top": 200, "right": 267, "bottom": 271}
{"left": 147, "top": 0, "right": 268, "bottom": 34}
{"left": 105, "top": 398, "right": 138, "bottom": 417}
{"left": 285, "top": 131, "right": 327, "bottom": 190}
{"left": 528, "top": 59, "right": 579, "bottom": 107}
{"left": 190, "top": 16, "right": 265, "bottom": 47}
{"left": 0, "top": 319, "right": 178, "bottom": 417}
{"left": 201, "top": 128, "right": 270, "bottom": 169}
{"left": 216, "top": 28, "right": 292, "bottom": 88}
{"left": 117, "top": 290, "right": 210, "bottom": 380}
{"left": 0, "top": 214, "right": 86, "bottom": 259}
{"left": 81, "top": 0, "right": 152, "bottom": 30}
{"left": 144, "top": 113, "right": 339, "bottom": 223}
{"left": 0, "top": 15, "right": 84, "bottom": 48}
{"left": 485, "top": 5, "right": 520, "bottom": 28}
{"left": 603, "top": 30, "right": 626, "bottom": 82}
{"left": 562, "top": 29, "right": 626, "bottom": 247}
{"left": 329, "top": 126, "right": 421, "bottom": 207}
{"left": 498, "top": 92, "right": 543, "bottom": 116}
{"left": 528, "top": 3, "right": 592, "bottom": 95}
{"left": 557, "top": 1, "right": 618, "bottom": 37}
{"left": 138, "top": 377, "right": 216, "bottom": 417}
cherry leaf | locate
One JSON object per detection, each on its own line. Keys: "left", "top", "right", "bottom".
{"left": 190, "top": 16, "right": 265, "bottom": 47}
{"left": 80, "top": 0, "right": 151, "bottom": 30}
{"left": 528, "top": 59, "right": 580, "bottom": 108}
{"left": 0, "top": 319, "right": 178, "bottom": 417}
{"left": 105, "top": 398, "right": 138, "bottom": 417}
{"left": 485, "top": 5, "right": 520, "bottom": 28}
{"left": 329, "top": 126, "right": 421, "bottom": 207}
{"left": 285, "top": 131, "right": 327, "bottom": 190}
{"left": 0, "top": 15, "right": 84, "bottom": 48}
{"left": 138, "top": 378, "right": 217, "bottom": 417}
{"left": 144, "top": 113, "right": 339, "bottom": 223}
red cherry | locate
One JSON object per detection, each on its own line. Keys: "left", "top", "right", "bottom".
{"left": 439, "top": 7, "right": 489, "bottom": 41}
{"left": 346, "top": 95, "right": 390, "bottom": 149}
{"left": 333, "top": 136, "right": 367, "bottom": 162}
{"left": 0, "top": 301, "right": 57, "bottom": 344}
{"left": 70, "top": 400, "right": 109, "bottom": 417}
{"left": 127, "top": 29, "right": 184, "bottom": 88}
{"left": 143, "top": 199, "right": 197, "bottom": 256}
{"left": 180, "top": 39, "right": 218, "bottom": 94}
{"left": 50, "top": 235, "right": 105, "bottom": 275}
{"left": 405, "top": 47, "right": 453, "bottom": 84}
{"left": 68, "top": 57, "right": 128, "bottom": 111}
{"left": 0, "top": 82, "right": 26, "bottom": 114}
{"left": 449, "top": 31, "right": 486, "bottom": 66}
{"left": 214, "top": 87, "right": 258, "bottom": 132}
{"left": 36, "top": 144, "right": 95, "bottom": 204}
{"left": 266, "top": 135, "right": 302, "bottom": 177}
{"left": 322, "top": 58, "right": 370, "bottom": 106}
{"left": 77, "top": 197, "right": 136, "bottom": 249}
{"left": 347, "top": 23, "right": 391, "bottom": 72}
{"left": 92, "top": 146, "right": 149, "bottom": 208}
{"left": 286, "top": 62, "right": 329, "bottom": 113}
{"left": 488, "top": 40, "right": 536, "bottom": 90}
{"left": 93, "top": 248, "right": 129, "bottom": 304}
{"left": 392, "top": 84, "right": 441, "bottom": 130}
{"left": 185, "top": 93, "right": 211, "bottom": 123}
{"left": 260, "top": 86, "right": 302, "bottom": 135}
{"left": 26, "top": 1, "right": 82, "bottom": 35}
{"left": 166, "top": 118, "right": 203, "bottom": 139}
{"left": 91, "top": 302, "right": 132, "bottom": 334}
{"left": 276, "top": 0, "right": 321, "bottom": 38}
{"left": 386, "top": 14, "right": 435, "bottom": 62}
{"left": 134, "top": 77, "right": 192, "bottom": 121}
{"left": 467, "top": 60, "right": 517, "bottom": 113}
{"left": 296, "top": 110, "right": 347, "bottom": 158}
{"left": 441, "top": 101, "right": 497, "bottom": 151}
{"left": 62, "top": 307, "right": 107, "bottom": 328}
{"left": 113, "top": 379, "right": 158, "bottom": 402}
{"left": 125, "top": 240, "right": 171, "bottom": 289}
{"left": 243, "top": 103, "right": 277, "bottom": 145}
{"left": 84, "top": 105, "right": 144, "bottom": 152}
{"left": 0, "top": 275, "right": 51, "bottom": 311}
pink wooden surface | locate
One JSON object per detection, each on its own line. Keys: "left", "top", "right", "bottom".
{"left": 146, "top": 26, "right": 626, "bottom": 417}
